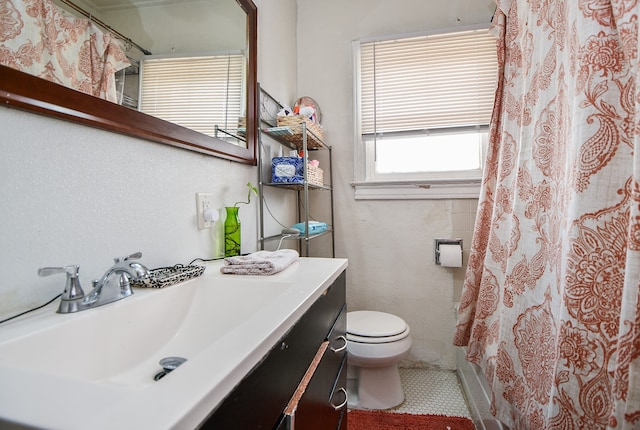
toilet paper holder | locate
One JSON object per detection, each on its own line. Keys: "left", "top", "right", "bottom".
{"left": 434, "top": 238, "right": 463, "bottom": 265}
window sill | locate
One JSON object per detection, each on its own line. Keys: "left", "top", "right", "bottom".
{"left": 351, "top": 180, "right": 481, "bottom": 200}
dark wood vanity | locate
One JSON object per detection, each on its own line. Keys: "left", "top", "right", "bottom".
{"left": 201, "top": 271, "right": 347, "bottom": 429}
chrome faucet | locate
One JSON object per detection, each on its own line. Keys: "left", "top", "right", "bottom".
{"left": 38, "top": 252, "right": 150, "bottom": 314}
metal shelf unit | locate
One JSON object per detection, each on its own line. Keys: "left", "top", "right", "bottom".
{"left": 257, "top": 84, "right": 335, "bottom": 257}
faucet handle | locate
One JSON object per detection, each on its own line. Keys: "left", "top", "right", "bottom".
{"left": 114, "top": 252, "right": 150, "bottom": 280}
{"left": 38, "top": 266, "right": 77, "bottom": 278}
{"left": 114, "top": 252, "right": 142, "bottom": 263}
{"left": 38, "top": 265, "right": 85, "bottom": 301}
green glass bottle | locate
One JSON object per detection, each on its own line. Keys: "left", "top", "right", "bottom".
{"left": 224, "top": 206, "right": 241, "bottom": 257}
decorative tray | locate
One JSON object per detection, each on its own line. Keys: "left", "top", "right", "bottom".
{"left": 130, "top": 264, "right": 205, "bottom": 289}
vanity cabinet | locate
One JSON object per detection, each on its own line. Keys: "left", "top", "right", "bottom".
{"left": 200, "top": 271, "right": 347, "bottom": 429}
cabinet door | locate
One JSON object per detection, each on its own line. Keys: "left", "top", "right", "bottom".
{"left": 281, "top": 346, "right": 347, "bottom": 430}
{"left": 281, "top": 306, "right": 348, "bottom": 430}
{"left": 296, "top": 354, "right": 347, "bottom": 429}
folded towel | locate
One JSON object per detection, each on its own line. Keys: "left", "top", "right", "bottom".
{"left": 220, "top": 249, "right": 299, "bottom": 275}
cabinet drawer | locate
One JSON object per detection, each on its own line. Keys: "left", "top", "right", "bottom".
{"left": 277, "top": 305, "right": 347, "bottom": 430}
{"left": 279, "top": 342, "right": 348, "bottom": 430}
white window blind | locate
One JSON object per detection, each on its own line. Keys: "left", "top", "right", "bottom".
{"left": 360, "top": 28, "right": 497, "bottom": 135}
{"left": 139, "top": 53, "right": 245, "bottom": 138}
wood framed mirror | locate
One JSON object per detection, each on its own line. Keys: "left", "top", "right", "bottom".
{"left": 0, "top": 0, "right": 257, "bottom": 165}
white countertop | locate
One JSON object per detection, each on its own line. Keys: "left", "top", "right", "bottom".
{"left": 0, "top": 257, "right": 348, "bottom": 429}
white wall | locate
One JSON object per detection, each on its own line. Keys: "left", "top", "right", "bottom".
{"left": 0, "top": 0, "right": 298, "bottom": 320}
{"left": 296, "top": 0, "right": 491, "bottom": 368}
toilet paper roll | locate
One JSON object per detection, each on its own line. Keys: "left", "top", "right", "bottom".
{"left": 439, "top": 244, "right": 462, "bottom": 267}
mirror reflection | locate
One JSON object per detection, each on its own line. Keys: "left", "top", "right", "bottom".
{"left": 1, "top": 0, "right": 248, "bottom": 148}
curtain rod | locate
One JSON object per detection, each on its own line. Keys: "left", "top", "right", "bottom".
{"left": 57, "top": 0, "right": 152, "bottom": 55}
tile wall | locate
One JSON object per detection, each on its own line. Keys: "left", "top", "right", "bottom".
{"left": 451, "top": 199, "right": 479, "bottom": 301}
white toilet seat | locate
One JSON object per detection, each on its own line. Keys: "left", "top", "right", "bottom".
{"left": 347, "top": 311, "right": 410, "bottom": 344}
{"left": 347, "top": 329, "right": 410, "bottom": 344}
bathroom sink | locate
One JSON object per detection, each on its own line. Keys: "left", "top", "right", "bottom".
{"left": 0, "top": 278, "right": 291, "bottom": 384}
{"left": 0, "top": 258, "right": 351, "bottom": 430}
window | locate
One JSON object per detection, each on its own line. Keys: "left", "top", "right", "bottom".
{"left": 353, "top": 27, "right": 497, "bottom": 199}
{"left": 139, "top": 52, "right": 245, "bottom": 141}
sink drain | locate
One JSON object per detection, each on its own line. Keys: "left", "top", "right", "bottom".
{"left": 154, "top": 356, "right": 187, "bottom": 381}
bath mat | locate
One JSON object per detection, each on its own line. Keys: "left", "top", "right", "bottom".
{"left": 347, "top": 409, "right": 475, "bottom": 430}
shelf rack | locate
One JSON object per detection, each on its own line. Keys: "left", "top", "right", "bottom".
{"left": 257, "top": 84, "right": 335, "bottom": 257}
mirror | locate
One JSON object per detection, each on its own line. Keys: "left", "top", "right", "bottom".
{"left": 0, "top": 0, "right": 257, "bottom": 164}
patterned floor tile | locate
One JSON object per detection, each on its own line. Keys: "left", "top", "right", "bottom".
{"left": 390, "top": 368, "right": 472, "bottom": 418}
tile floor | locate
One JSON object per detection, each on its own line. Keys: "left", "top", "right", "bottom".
{"left": 390, "top": 368, "right": 472, "bottom": 418}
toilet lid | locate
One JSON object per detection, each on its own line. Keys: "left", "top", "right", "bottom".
{"left": 347, "top": 311, "right": 408, "bottom": 339}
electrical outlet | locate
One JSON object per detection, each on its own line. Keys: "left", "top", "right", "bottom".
{"left": 196, "top": 193, "right": 214, "bottom": 230}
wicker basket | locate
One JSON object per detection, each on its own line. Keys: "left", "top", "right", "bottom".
{"left": 276, "top": 115, "right": 324, "bottom": 148}
{"left": 307, "top": 164, "right": 324, "bottom": 187}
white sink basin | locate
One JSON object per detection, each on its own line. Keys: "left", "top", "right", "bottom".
{"left": 0, "top": 278, "right": 290, "bottom": 384}
{"left": 0, "top": 258, "right": 348, "bottom": 430}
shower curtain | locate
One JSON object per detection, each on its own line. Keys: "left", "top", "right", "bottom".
{"left": 0, "top": 0, "right": 129, "bottom": 102}
{"left": 454, "top": 1, "right": 640, "bottom": 429}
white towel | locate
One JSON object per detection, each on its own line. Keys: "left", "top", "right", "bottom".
{"left": 220, "top": 249, "right": 299, "bottom": 275}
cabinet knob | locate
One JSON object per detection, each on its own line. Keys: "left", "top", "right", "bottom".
{"left": 330, "top": 387, "right": 348, "bottom": 411}
{"left": 330, "top": 335, "right": 347, "bottom": 353}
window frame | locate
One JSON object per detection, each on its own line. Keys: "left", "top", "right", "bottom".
{"left": 351, "top": 25, "right": 496, "bottom": 200}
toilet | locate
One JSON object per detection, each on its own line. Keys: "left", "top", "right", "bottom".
{"left": 346, "top": 310, "right": 413, "bottom": 410}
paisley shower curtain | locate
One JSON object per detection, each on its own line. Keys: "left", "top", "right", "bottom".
{"left": 454, "top": 1, "right": 640, "bottom": 429}
{"left": 0, "top": 0, "right": 129, "bottom": 102}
